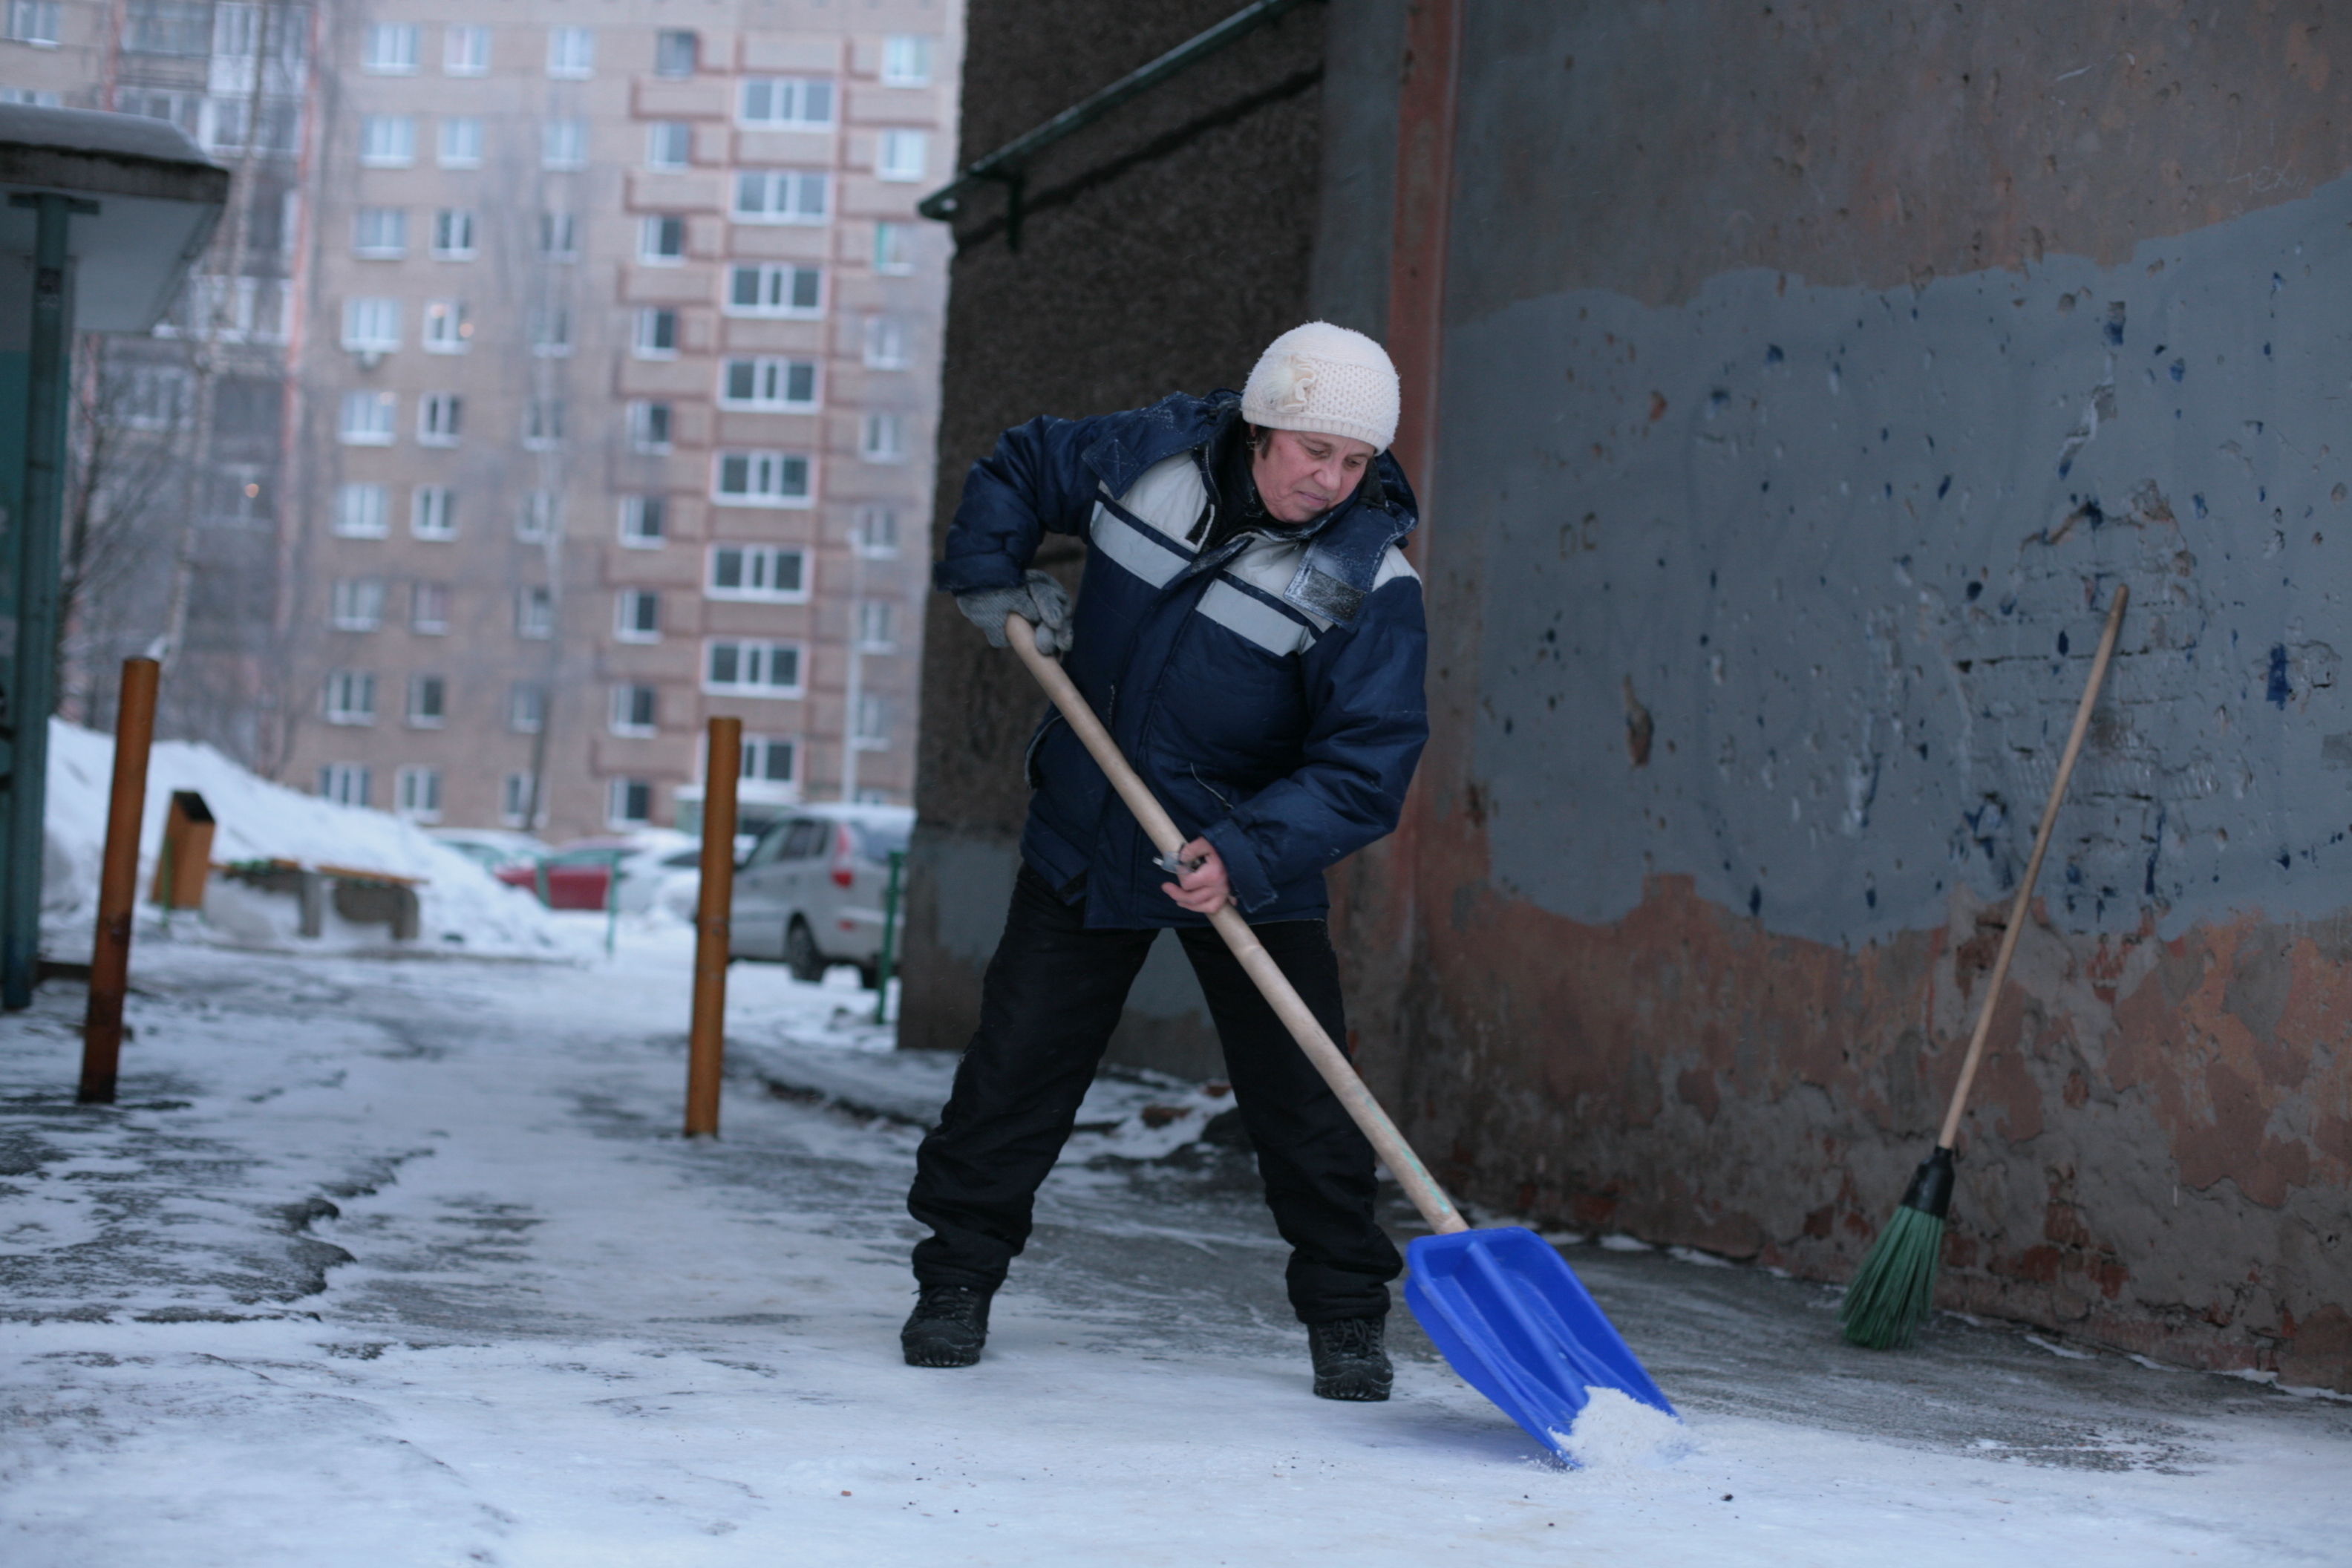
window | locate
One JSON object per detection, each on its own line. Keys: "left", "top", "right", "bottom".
{"left": 874, "top": 221, "right": 912, "bottom": 274}
{"left": 620, "top": 496, "right": 666, "bottom": 546}
{"left": 0, "top": 86, "right": 62, "bottom": 105}
{"left": 444, "top": 24, "right": 490, "bottom": 76}
{"left": 202, "top": 97, "right": 300, "bottom": 155}
{"left": 324, "top": 670, "right": 377, "bottom": 725}
{"left": 708, "top": 545, "right": 806, "bottom": 601}
{"left": 115, "top": 365, "right": 191, "bottom": 429}
{"left": 863, "top": 314, "right": 908, "bottom": 369}
{"left": 615, "top": 589, "right": 662, "bottom": 643}
{"left": 431, "top": 209, "right": 477, "bottom": 260}
{"left": 853, "top": 503, "right": 899, "bottom": 558}
{"left": 516, "top": 585, "right": 554, "bottom": 639}
{"left": 339, "top": 391, "right": 396, "bottom": 445}
{"left": 739, "top": 76, "right": 833, "bottom": 128}
{"left": 543, "top": 119, "right": 587, "bottom": 170}
{"left": 362, "top": 22, "right": 418, "bottom": 73}
{"left": 212, "top": 2, "right": 259, "bottom": 61}
{"left": 547, "top": 25, "right": 593, "bottom": 78}
{"left": 319, "top": 764, "right": 372, "bottom": 807}
{"left": 419, "top": 393, "right": 463, "bottom": 446}
{"left": 627, "top": 401, "right": 672, "bottom": 453}
{"left": 719, "top": 357, "right": 818, "bottom": 411}
{"left": 115, "top": 85, "right": 197, "bottom": 131}
{"left": 641, "top": 215, "right": 687, "bottom": 264}
{"left": 525, "top": 400, "right": 566, "bottom": 449}
{"left": 5, "top": 1, "right": 60, "bottom": 47}
{"left": 539, "top": 212, "right": 578, "bottom": 259}
{"left": 437, "top": 117, "right": 483, "bottom": 169}
{"left": 647, "top": 122, "right": 692, "bottom": 169}
{"left": 705, "top": 641, "right": 803, "bottom": 696}
{"left": 881, "top": 34, "right": 933, "bottom": 87}
{"left": 359, "top": 114, "right": 416, "bottom": 168}
{"left": 330, "top": 578, "right": 386, "bottom": 631}
{"left": 124, "top": 1, "right": 206, "bottom": 55}
{"left": 388, "top": 763, "right": 448, "bottom": 822}
{"left": 406, "top": 676, "right": 446, "bottom": 729}
{"left": 875, "top": 129, "right": 927, "bottom": 183}
{"left": 860, "top": 411, "right": 906, "bottom": 463}
{"left": 394, "top": 766, "right": 442, "bottom": 822}
{"left": 500, "top": 771, "right": 540, "bottom": 826}
{"left": 341, "top": 297, "right": 402, "bottom": 353}
{"left": 529, "top": 306, "right": 572, "bottom": 356}
{"left": 518, "top": 490, "right": 559, "bottom": 541}
{"left": 353, "top": 207, "right": 408, "bottom": 258}
{"left": 714, "top": 451, "right": 811, "bottom": 506}
{"left": 335, "top": 483, "right": 391, "bottom": 538}
{"left": 422, "top": 300, "right": 471, "bottom": 353}
{"left": 654, "top": 29, "right": 696, "bottom": 77}
{"left": 411, "top": 581, "right": 450, "bottom": 633}
{"left": 741, "top": 736, "right": 796, "bottom": 785}
{"left": 853, "top": 694, "right": 889, "bottom": 748}
{"left": 607, "top": 779, "right": 653, "bottom": 828}
{"left": 611, "top": 685, "right": 658, "bottom": 736}
{"left": 411, "top": 486, "right": 457, "bottom": 540}
{"left": 734, "top": 169, "right": 829, "bottom": 225}
{"left": 508, "top": 685, "right": 546, "bottom": 734}
{"left": 855, "top": 598, "right": 895, "bottom": 650}
{"left": 726, "top": 263, "right": 822, "bottom": 318}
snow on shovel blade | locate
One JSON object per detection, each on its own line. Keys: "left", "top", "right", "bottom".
{"left": 1404, "top": 1226, "right": 1676, "bottom": 1461}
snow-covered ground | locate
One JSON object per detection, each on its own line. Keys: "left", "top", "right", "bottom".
{"left": 3, "top": 922, "right": 2348, "bottom": 1567}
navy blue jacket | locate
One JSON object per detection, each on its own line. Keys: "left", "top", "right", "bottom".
{"left": 935, "top": 392, "right": 1429, "bottom": 929}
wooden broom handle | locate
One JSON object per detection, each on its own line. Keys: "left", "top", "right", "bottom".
{"left": 1007, "top": 615, "right": 1469, "bottom": 1235}
{"left": 1938, "top": 584, "right": 2129, "bottom": 1150}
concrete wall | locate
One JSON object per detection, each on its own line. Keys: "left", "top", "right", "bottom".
{"left": 1351, "top": 3, "right": 2352, "bottom": 1390}
{"left": 901, "top": 0, "right": 1327, "bottom": 1076}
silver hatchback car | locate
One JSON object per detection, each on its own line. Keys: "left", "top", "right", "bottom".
{"left": 728, "top": 803, "right": 914, "bottom": 984}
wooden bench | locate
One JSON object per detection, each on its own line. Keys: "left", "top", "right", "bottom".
{"left": 216, "top": 859, "right": 425, "bottom": 941}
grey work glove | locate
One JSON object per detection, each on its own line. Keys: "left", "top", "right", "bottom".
{"left": 956, "top": 569, "right": 1074, "bottom": 656}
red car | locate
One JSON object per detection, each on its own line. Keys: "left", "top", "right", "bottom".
{"left": 494, "top": 839, "right": 640, "bottom": 909}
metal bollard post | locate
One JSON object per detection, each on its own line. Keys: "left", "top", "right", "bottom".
{"left": 685, "top": 718, "right": 742, "bottom": 1137}
{"left": 873, "top": 849, "right": 904, "bottom": 1026}
{"left": 81, "top": 658, "right": 160, "bottom": 1105}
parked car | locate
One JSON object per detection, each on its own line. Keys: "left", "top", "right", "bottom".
{"left": 427, "top": 827, "right": 548, "bottom": 876}
{"left": 728, "top": 804, "right": 913, "bottom": 984}
{"left": 494, "top": 830, "right": 697, "bottom": 912}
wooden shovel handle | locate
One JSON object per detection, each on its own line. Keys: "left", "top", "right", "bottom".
{"left": 1938, "top": 584, "right": 2129, "bottom": 1150}
{"left": 1007, "top": 615, "right": 1469, "bottom": 1235}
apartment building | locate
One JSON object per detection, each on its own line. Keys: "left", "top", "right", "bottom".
{"left": 284, "top": 1, "right": 958, "bottom": 840}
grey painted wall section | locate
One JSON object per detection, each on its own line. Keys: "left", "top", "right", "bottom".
{"left": 1452, "top": 174, "right": 2352, "bottom": 950}
{"left": 1307, "top": 0, "right": 1404, "bottom": 339}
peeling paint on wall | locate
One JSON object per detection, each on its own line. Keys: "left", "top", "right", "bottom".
{"left": 1455, "top": 174, "right": 2352, "bottom": 950}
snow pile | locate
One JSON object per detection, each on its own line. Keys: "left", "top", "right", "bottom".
{"left": 40, "top": 717, "right": 572, "bottom": 958}
{"left": 1556, "top": 1387, "right": 1694, "bottom": 1469}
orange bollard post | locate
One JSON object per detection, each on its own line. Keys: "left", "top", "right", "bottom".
{"left": 81, "top": 657, "right": 160, "bottom": 1105}
{"left": 685, "top": 717, "right": 742, "bottom": 1137}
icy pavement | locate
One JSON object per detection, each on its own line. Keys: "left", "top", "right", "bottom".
{"left": 3, "top": 923, "right": 2348, "bottom": 1566}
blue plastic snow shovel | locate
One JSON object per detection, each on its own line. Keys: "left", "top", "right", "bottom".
{"left": 1007, "top": 616, "right": 1678, "bottom": 1460}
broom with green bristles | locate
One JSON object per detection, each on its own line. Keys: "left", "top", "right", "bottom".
{"left": 1841, "top": 583, "right": 2129, "bottom": 1350}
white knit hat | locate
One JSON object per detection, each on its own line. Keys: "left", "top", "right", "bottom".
{"left": 1240, "top": 321, "right": 1400, "bottom": 452}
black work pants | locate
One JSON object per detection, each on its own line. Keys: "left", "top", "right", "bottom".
{"left": 906, "top": 865, "right": 1401, "bottom": 1323}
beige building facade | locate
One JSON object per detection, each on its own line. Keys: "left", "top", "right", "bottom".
{"left": 284, "top": 0, "right": 957, "bottom": 838}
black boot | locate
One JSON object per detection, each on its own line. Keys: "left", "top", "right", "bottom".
{"left": 902, "top": 1284, "right": 992, "bottom": 1368}
{"left": 1308, "top": 1316, "right": 1392, "bottom": 1401}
